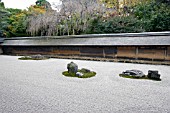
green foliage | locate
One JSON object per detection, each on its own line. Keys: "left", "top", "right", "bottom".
{"left": 7, "top": 9, "right": 26, "bottom": 37}
{"left": 0, "top": 1, "right": 5, "bottom": 9}
{"left": 36, "top": 0, "right": 47, "bottom": 6}
{"left": 0, "top": 1, "right": 28, "bottom": 37}
{"left": 156, "top": 0, "right": 170, "bottom": 5}
{"left": 63, "top": 71, "right": 76, "bottom": 77}
{"left": 149, "top": 12, "right": 170, "bottom": 31}
{"left": 0, "top": 1, "right": 47, "bottom": 37}
{"left": 86, "top": 0, "right": 170, "bottom": 34}
{"left": 0, "top": 1, "right": 11, "bottom": 37}
{"left": 35, "top": 0, "right": 51, "bottom": 9}
{"left": 6, "top": 8, "right": 22, "bottom": 15}
{"left": 86, "top": 16, "right": 144, "bottom": 34}
{"left": 133, "top": 1, "right": 170, "bottom": 31}
{"left": 100, "top": 0, "right": 119, "bottom": 9}
{"left": 7, "top": 11, "right": 28, "bottom": 37}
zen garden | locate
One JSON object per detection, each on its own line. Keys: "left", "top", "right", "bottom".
{"left": 0, "top": 0, "right": 170, "bottom": 113}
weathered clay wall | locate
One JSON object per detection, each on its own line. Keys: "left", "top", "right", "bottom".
{"left": 2, "top": 46, "right": 116, "bottom": 58}
{"left": 2, "top": 45, "right": 170, "bottom": 62}
{"left": 137, "top": 46, "right": 166, "bottom": 60}
{"left": 166, "top": 47, "right": 170, "bottom": 60}
{"left": 79, "top": 47, "right": 117, "bottom": 58}
{"left": 117, "top": 47, "right": 136, "bottom": 58}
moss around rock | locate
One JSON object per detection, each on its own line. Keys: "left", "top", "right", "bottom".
{"left": 119, "top": 74, "right": 161, "bottom": 81}
{"left": 62, "top": 69, "right": 96, "bottom": 78}
{"left": 18, "top": 55, "right": 49, "bottom": 60}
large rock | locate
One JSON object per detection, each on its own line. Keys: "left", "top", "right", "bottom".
{"left": 80, "top": 68, "right": 91, "bottom": 73}
{"left": 122, "top": 69, "right": 145, "bottom": 78}
{"left": 67, "top": 62, "right": 78, "bottom": 74}
{"left": 147, "top": 70, "right": 161, "bottom": 80}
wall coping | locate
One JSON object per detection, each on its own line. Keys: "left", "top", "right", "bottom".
{"left": 3, "top": 31, "right": 170, "bottom": 40}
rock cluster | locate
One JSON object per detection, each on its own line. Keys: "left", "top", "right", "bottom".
{"left": 30, "top": 54, "right": 47, "bottom": 60}
{"left": 120, "top": 69, "right": 161, "bottom": 81}
{"left": 18, "top": 54, "right": 48, "bottom": 60}
{"left": 66, "top": 62, "right": 95, "bottom": 78}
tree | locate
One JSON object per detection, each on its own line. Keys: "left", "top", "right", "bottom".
{"left": 100, "top": 0, "right": 119, "bottom": 9}
{"left": 0, "top": 0, "right": 5, "bottom": 9}
{"left": 26, "top": 0, "right": 55, "bottom": 36}
{"left": 36, "top": 0, "right": 46, "bottom": 6}
{"left": 7, "top": 11, "right": 28, "bottom": 37}
{"left": 100, "top": 0, "right": 152, "bottom": 15}
{"left": 134, "top": 1, "right": 170, "bottom": 31}
{"left": 27, "top": 5, "right": 46, "bottom": 16}
{"left": 27, "top": 11, "right": 60, "bottom": 36}
{"left": 60, "top": 0, "right": 105, "bottom": 35}
{"left": 0, "top": 1, "right": 11, "bottom": 37}
{"left": 156, "top": 0, "right": 170, "bottom": 4}
{"left": 36, "top": 0, "right": 51, "bottom": 9}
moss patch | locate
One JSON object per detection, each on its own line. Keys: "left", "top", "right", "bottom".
{"left": 18, "top": 56, "right": 49, "bottom": 60}
{"left": 62, "top": 69, "right": 96, "bottom": 78}
{"left": 119, "top": 74, "right": 161, "bottom": 81}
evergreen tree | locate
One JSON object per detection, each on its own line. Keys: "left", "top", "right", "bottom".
{"left": 36, "top": 0, "right": 51, "bottom": 9}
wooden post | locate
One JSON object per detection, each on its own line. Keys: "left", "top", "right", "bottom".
{"left": 79, "top": 47, "right": 81, "bottom": 56}
{"left": 135, "top": 47, "right": 138, "bottom": 60}
{"left": 164, "top": 47, "right": 167, "bottom": 60}
{"left": 0, "top": 46, "right": 2, "bottom": 54}
{"left": 103, "top": 48, "right": 105, "bottom": 58}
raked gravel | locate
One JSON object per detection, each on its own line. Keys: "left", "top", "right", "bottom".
{"left": 0, "top": 55, "right": 170, "bottom": 113}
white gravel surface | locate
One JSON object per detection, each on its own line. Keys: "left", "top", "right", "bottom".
{"left": 0, "top": 55, "right": 170, "bottom": 113}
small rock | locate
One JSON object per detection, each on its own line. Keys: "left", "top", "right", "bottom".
{"left": 76, "top": 72, "right": 83, "bottom": 77}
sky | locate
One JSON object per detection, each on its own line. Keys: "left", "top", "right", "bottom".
{"left": 1, "top": 0, "right": 62, "bottom": 10}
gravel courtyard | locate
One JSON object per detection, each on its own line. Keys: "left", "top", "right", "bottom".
{"left": 0, "top": 55, "right": 170, "bottom": 113}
